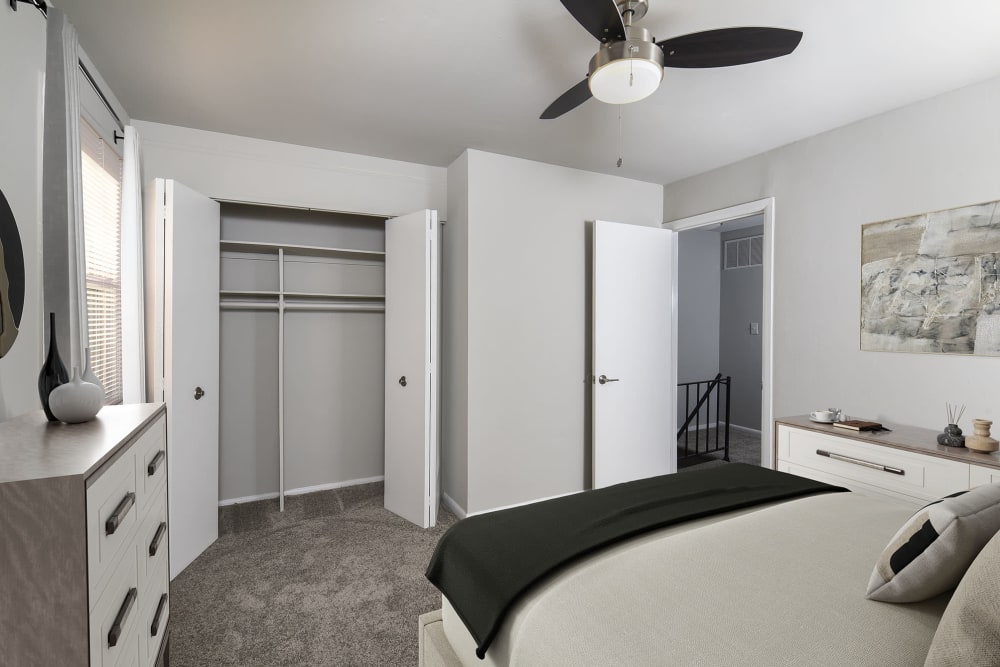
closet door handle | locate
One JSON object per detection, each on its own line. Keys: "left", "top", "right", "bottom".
{"left": 194, "top": 386, "right": 205, "bottom": 400}
{"left": 598, "top": 375, "right": 620, "bottom": 385}
{"left": 398, "top": 376, "right": 407, "bottom": 387}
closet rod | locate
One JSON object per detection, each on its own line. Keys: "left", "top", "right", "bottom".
{"left": 283, "top": 303, "right": 385, "bottom": 313}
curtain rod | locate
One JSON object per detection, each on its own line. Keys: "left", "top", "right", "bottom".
{"left": 12, "top": 0, "right": 126, "bottom": 135}
{"left": 11, "top": 0, "right": 47, "bottom": 16}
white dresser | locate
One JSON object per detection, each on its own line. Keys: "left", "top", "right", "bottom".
{"left": 775, "top": 415, "right": 1000, "bottom": 507}
{"left": 0, "top": 403, "right": 170, "bottom": 667}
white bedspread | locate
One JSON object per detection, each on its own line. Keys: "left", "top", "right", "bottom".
{"left": 441, "top": 493, "right": 949, "bottom": 666}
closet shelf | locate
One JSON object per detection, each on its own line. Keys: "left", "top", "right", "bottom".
{"left": 220, "top": 290, "right": 280, "bottom": 299}
{"left": 220, "top": 239, "right": 385, "bottom": 261}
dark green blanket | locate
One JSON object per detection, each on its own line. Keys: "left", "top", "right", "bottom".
{"left": 425, "top": 463, "right": 846, "bottom": 659}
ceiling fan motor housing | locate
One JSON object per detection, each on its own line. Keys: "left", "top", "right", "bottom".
{"left": 588, "top": 25, "right": 664, "bottom": 104}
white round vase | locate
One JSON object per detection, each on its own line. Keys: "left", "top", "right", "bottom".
{"left": 82, "top": 347, "right": 105, "bottom": 396}
{"left": 48, "top": 368, "right": 103, "bottom": 424}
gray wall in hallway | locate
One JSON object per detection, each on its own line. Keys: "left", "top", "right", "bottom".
{"left": 720, "top": 226, "right": 764, "bottom": 430}
{"left": 676, "top": 228, "right": 721, "bottom": 425}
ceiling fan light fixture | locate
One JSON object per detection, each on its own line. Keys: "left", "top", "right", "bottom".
{"left": 586, "top": 27, "right": 665, "bottom": 106}
{"left": 588, "top": 58, "right": 662, "bottom": 104}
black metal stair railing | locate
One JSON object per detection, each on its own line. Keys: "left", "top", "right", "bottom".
{"left": 677, "top": 373, "right": 731, "bottom": 462}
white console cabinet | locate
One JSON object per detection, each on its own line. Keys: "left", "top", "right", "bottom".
{"left": 775, "top": 416, "right": 1000, "bottom": 507}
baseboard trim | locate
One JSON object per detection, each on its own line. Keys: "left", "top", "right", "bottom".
{"left": 468, "top": 489, "right": 583, "bottom": 517}
{"left": 730, "top": 424, "right": 762, "bottom": 435}
{"left": 219, "top": 475, "right": 385, "bottom": 507}
{"left": 441, "top": 492, "right": 467, "bottom": 520}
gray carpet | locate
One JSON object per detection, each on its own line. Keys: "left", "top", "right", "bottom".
{"left": 170, "top": 483, "right": 456, "bottom": 667}
{"left": 676, "top": 426, "right": 761, "bottom": 472}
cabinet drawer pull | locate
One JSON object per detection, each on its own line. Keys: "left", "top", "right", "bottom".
{"left": 147, "top": 450, "right": 165, "bottom": 476}
{"left": 151, "top": 593, "right": 168, "bottom": 637}
{"left": 108, "top": 587, "right": 137, "bottom": 648}
{"left": 816, "top": 449, "right": 905, "bottom": 475}
{"left": 149, "top": 522, "right": 167, "bottom": 557}
{"left": 105, "top": 492, "right": 136, "bottom": 535}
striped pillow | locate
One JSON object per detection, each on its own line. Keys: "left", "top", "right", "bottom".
{"left": 866, "top": 484, "right": 1000, "bottom": 603}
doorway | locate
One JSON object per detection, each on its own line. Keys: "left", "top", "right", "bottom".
{"left": 664, "top": 198, "right": 775, "bottom": 469}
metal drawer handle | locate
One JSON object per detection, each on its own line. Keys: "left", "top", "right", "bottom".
{"left": 108, "top": 588, "right": 137, "bottom": 648}
{"left": 816, "top": 449, "right": 905, "bottom": 476}
{"left": 147, "top": 450, "right": 165, "bottom": 476}
{"left": 149, "top": 521, "right": 167, "bottom": 557}
{"left": 151, "top": 593, "right": 168, "bottom": 637}
{"left": 106, "top": 492, "right": 136, "bottom": 535}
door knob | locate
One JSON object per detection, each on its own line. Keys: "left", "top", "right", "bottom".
{"left": 398, "top": 376, "right": 407, "bottom": 387}
{"left": 598, "top": 375, "right": 620, "bottom": 385}
{"left": 194, "top": 386, "right": 205, "bottom": 400}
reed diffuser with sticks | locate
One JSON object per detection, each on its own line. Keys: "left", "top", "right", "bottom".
{"left": 937, "top": 403, "right": 966, "bottom": 448}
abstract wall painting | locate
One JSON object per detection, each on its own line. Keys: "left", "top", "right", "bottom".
{"left": 861, "top": 199, "right": 1000, "bottom": 355}
{"left": 0, "top": 186, "right": 26, "bottom": 358}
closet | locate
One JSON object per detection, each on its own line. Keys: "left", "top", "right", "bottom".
{"left": 149, "top": 179, "right": 439, "bottom": 578}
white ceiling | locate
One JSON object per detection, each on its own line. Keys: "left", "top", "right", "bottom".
{"left": 57, "top": 0, "right": 1000, "bottom": 185}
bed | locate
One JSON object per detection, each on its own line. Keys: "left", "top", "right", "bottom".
{"left": 419, "top": 465, "right": 1000, "bottom": 666}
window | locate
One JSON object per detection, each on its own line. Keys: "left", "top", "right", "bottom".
{"left": 80, "top": 117, "right": 124, "bottom": 404}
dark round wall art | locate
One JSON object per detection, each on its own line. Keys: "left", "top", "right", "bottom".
{"left": 0, "top": 186, "right": 26, "bottom": 358}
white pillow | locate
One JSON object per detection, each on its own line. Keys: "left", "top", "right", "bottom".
{"left": 866, "top": 484, "right": 1000, "bottom": 603}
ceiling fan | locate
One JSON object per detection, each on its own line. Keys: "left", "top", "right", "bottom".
{"left": 541, "top": 0, "right": 803, "bottom": 119}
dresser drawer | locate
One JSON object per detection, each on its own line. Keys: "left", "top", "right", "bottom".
{"left": 971, "top": 464, "right": 1000, "bottom": 487}
{"left": 134, "top": 416, "right": 167, "bottom": 513}
{"left": 778, "top": 425, "right": 969, "bottom": 502}
{"left": 88, "top": 448, "right": 139, "bottom": 606}
{"left": 140, "top": 557, "right": 170, "bottom": 666}
{"left": 137, "top": 488, "right": 169, "bottom": 595}
{"left": 89, "top": 546, "right": 141, "bottom": 667}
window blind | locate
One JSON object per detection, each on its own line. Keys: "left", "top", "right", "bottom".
{"left": 80, "top": 117, "right": 124, "bottom": 404}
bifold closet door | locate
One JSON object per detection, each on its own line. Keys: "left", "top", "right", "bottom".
{"left": 384, "top": 209, "right": 439, "bottom": 528}
{"left": 592, "top": 220, "right": 676, "bottom": 488}
{"left": 151, "top": 178, "right": 220, "bottom": 578}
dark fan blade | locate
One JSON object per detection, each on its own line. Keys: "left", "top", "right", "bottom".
{"left": 657, "top": 27, "right": 802, "bottom": 68}
{"left": 559, "top": 0, "right": 626, "bottom": 42}
{"left": 540, "top": 79, "right": 592, "bottom": 119}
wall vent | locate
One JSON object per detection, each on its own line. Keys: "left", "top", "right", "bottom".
{"left": 724, "top": 235, "right": 763, "bottom": 270}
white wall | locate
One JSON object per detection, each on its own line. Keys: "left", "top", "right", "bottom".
{"left": 451, "top": 150, "right": 663, "bottom": 514}
{"left": 663, "top": 75, "right": 1000, "bottom": 433}
{"left": 133, "top": 121, "right": 447, "bottom": 218}
{"left": 442, "top": 152, "right": 469, "bottom": 510}
{"left": 0, "top": 7, "right": 46, "bottom": 420}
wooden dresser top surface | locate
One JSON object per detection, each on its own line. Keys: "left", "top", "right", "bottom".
{"left": 776, "top": 415, "right": 1000, "bottom": 470}
{"left": 0, "top": 403, "right": 166, "bottom": 483}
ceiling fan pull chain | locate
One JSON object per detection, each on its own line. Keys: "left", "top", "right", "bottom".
{"left": 617, "top": 105, "right": 623, "bottom": 168}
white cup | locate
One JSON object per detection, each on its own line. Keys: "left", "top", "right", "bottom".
{"left": 812, "top": 410, "right": 836, "bottom": 421}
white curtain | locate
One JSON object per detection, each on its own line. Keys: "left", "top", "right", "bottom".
{"left": 120, "top": 125, "right": 146, "bottom": 403}
{"left": 42, "top": 7, "right": 88, "bottom": 372}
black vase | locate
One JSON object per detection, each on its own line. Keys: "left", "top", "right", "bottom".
{"left": 38, "top": 312, "right": 69, "bottom": 421}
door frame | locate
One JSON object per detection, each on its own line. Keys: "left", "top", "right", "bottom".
{"left": 662, "top": 197, "right": 775, "bottom": 468}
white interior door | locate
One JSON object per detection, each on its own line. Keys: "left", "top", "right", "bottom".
{"left": 592, "top": 220, "right": 676, "bottom": 488}
{"left": 384, "top": 210, "right": 439, "bottom": 528}
{"left": 153, "top": 178, "right": 220, "bottom": 578}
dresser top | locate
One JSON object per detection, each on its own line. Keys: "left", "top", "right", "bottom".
{"left": 0, "top": 403, "right": 166, "bottom": 483}
{"left": 776, "top": 415, "right": 1000, "bottom": 470}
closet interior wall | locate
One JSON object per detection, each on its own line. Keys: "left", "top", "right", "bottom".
{"left": 218, "top": 203, "right": 387, "bottom": 506}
